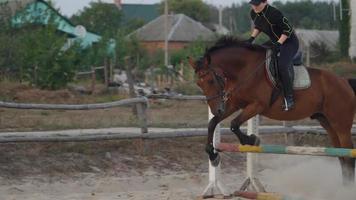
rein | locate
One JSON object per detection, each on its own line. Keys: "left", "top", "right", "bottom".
{"left": 205, "top": 53, "right": 273, "bottom": 103}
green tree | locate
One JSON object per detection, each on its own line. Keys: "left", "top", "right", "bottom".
{"left": 159, "top": 0, "right": 210, "bottom": 23}
{"left": 16, "top": 25, "right": 80, "bottom": 89}
{"left": 70, "top": 1, "right": 122, "bottom": 36}
{"left": 0, "top": 3, "right": 19, "bottom": 79}
{"left": 275, "top": 0, "right": 336, "bottom": 30}
{"left": 224, "top": 1, "right": 338, "bottom": 35}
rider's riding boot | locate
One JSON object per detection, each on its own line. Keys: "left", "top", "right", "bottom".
{"left": 280, "top": 65, "right": 295, "bottom": 111}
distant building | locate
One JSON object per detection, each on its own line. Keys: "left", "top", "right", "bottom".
{"left": 204, "top": 23, "right": 231, "bottom": 35}
{"left": 129, "top": 14, "right": 215, "bottom": 53}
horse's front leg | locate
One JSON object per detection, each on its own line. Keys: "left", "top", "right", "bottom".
{"left": 230, "top": 103, "right": 263, "bottom": 145}
{"left": 205, "top": 115, "right": 221, "bottom": 167}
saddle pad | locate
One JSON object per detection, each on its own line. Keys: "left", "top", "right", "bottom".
{"left": 266, "top": 50, "right": 311, "bottom": 90}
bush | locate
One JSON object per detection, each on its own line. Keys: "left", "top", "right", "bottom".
{"left": 16, "top": 25, "right": 80, "bottom": 89}
{"left": 310, "top": 41, "right": 341, "bottom": 64}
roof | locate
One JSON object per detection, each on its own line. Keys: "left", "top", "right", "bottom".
{"left": 121, "top": 4, "right": 159, "bottom": 23}
{"left": 204, "top": 23, "right": 230, "bottom": 35}
{"left": 1, "top": 0, "right": 101, "bottom": 47}
{"left": 295, "top": 29, "right": 339, "bottom": 51}
{"left": 130, "top": 14, "right": 215, "bottom": 42}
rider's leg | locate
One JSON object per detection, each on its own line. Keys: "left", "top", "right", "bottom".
{"left": 277, "top": 35, "right": 299, "bottom": 111}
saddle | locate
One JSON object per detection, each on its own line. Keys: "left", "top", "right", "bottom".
{"left": 265, "top": 49, "right": 311, "bottom": 90}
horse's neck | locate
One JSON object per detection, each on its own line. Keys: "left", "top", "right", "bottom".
{"left": 230, "top": 51, "right": 266, "bottom": 87}
{"left": 215, "top": 48, "right": 266, "bottom": 82}
{"left": 239, "top": 50, "right": 265, "bottom": 74}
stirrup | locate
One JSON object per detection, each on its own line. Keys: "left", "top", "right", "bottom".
{"left": 283, "top": 98, "right": 295, "bottom": 111}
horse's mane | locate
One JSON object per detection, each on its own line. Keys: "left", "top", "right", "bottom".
{"left": 205, "top": 36, "right": 266, "bottom": 57}
{"left": 195, "top": 36, "right": 267, "bottom": 71}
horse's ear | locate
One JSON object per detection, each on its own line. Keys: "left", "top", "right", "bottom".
{"left": 187, "top": 57, "right": 197, "bottom": 70}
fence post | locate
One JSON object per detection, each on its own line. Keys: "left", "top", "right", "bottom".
{"left": 91, "top": 66, "right": 96, "bottom": 94}
{"left": 110, "top": 58, "right": 113, "bottom": 83}
{"left": 136, "top": 98, "right": 148, "bottom": 134}
{"left": 104, "top": 58, "right": 109, "bottom": 87}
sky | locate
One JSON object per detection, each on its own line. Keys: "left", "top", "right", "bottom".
{"left": 53, "top": 0, "right": 337, "bottom": 17}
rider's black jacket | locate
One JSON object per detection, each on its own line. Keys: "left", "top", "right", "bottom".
{"left": 250, "top": 4, "right": 295, "bottom": 43}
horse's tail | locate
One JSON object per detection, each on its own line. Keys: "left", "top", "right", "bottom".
{"left": 348, "top": 79, "right": 356, "bottom": 94}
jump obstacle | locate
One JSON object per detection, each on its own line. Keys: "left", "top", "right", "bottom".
{"left": 202, "top": 111, "right": 356, "bottom": 199}
{"left": 217, "top": 143, "right": 356, "bottom": 158}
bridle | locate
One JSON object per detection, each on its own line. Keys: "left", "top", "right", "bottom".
{"left": 198, "top": 67, "right": 228, "bottom": 115}
{"left": 199, "top": 53, "right": 272, "bottom": 116}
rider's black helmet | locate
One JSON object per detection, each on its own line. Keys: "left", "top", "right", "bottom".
{"left": 249, "top": 0, "right": 266, "bottom": 6}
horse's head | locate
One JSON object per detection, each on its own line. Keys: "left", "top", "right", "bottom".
{"left": 188, "top": 56, "right": 228, "bottom": 117}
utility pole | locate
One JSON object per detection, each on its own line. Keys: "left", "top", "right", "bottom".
{"left": 333, "top": 2, "right": 336, "bottom": 21}
{"left": 164, "top": 0, "right": 169, "bottom": 67}
{"left": 218, "top": 5, "right": 223, "bottom": 28}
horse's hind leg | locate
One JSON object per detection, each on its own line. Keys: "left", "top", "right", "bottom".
{"left": 335, "top": 127, "right": 355, "bottom": 185}
{"left": 312, "top": 114, "right": 344, "bottom": 178}
{"left": 323, "top": 113, "right": 355, "bottom": 185}
{"left": 311, "top": 113, "right": 340, "bottom": 148}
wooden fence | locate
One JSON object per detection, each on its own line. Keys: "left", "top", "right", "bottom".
{"left": 0, "top": 97, "right": 149, "bottom": 134}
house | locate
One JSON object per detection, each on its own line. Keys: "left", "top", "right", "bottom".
{"left": 204, "top": 23, "right": 230, "bottom": 35}
{"left": 129, "top": 14, "right": 215, "bottom": 53}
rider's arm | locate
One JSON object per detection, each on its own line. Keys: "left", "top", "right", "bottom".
{"left": 250, "top": 10, "right": 261, "bottom": 40}
{"left": 270, "top": 9, "right": 293, "bottom": 42}
{"left": 251, "top": 28, "right": 260, "bottom": 38}
{"left": 277, "top": 34, "right": 288, "bottom": 44}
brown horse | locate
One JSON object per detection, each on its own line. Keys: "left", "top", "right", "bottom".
{"left": 189, "top": 37, "right": 356, "bottom": 185}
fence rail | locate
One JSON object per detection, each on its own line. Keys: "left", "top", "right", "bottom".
{"left": 0, "top": 98, "right": 147, "bottom": 110}
{"left": 0, "top": 97, "right": 149, "bottom": 134}
{"left": 147, "top": 94, "right": 206, "bottom": 101}
{"left": 1, "top": 95, "right": 348, "bottom": 143}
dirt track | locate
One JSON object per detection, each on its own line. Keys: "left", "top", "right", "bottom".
{"left": 0, "top": 134, "right": 356, "bottom": 200}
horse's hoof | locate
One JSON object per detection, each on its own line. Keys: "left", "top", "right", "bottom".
{"left": 210, "top": 153, "right": 221, "bottom": 167}
{"left": 251, "top": 134, "right": 261, "bottom": 146}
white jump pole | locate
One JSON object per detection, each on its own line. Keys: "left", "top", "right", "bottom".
{"left": 240, "top": 115, "right": 266, "bottom": 192}
{"left": 202, "top": 112, "right": 265, "bottom": 197}
{"left": 202, "top": 107, "right": 230, "bottom": 198}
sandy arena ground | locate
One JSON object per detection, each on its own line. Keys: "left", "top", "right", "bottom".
{"left": 0, "top": 135, "right": 356, "bottom": 200}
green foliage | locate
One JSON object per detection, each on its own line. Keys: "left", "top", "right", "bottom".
{"left": 0, "top": 2, "right": 81, "bottom": 89}
{"left": 0, "top": 3, "right": 17, "bottom": 78}
{"left": 273, "top": 0, "right": 336, "bottom": 30}
{"left": 77, "top": 35, "right": 114, "bottom": 71}
{"left": 170, "top": 40, "right": 207, "bottom": 66}
{"left": 159, "top": 0, "right": 210, "bottom": 23}
{"left": 70, "top": 2, "right": 123, "bottom": 36}
{"left": 220, "top": 1, "right": 338, "bottom": 34}
{"left": 124, "top": 18, "right": 145, "bottom": 32}
{"left": 16, "top": 25, "right": 80, "bottom": 89}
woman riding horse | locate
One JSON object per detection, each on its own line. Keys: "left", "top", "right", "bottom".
{"left": 247, "top": 0, "right": 299, "bottom": 111}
